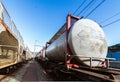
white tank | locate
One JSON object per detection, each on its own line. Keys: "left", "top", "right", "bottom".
{"left": 46, "top": 19, "right": 107, "bottom": 66}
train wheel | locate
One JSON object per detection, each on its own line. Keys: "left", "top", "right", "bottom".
{"left": 6, "top": 68, "right": 10, "bottom": 74}
{"left": 14, "top": 66, "right": 17, "bottom": 70}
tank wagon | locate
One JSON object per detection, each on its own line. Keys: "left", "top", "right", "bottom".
{"left": 36, "top": 14, "right": 120, "bottom": 81}
{"left": 0, "top": 2, "right": 30, "bottom": 73}
{"left": 38, "top": 14, "right": 108, "bottom": 67}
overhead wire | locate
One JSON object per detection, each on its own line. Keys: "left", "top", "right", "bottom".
{"left": 77, "top": 0, "right": 95, "bottom": 16}
{"left": 73, "top": 0, "right": 87, "bottom": 15}
{"left": 73, "top": 0, "right": 120, "bottom": 29}
{"left": 81, "top": 0, "right": 97, "bottom": 16}
{"left": 100, "top": 12, "right": 120, "bottom": 24}
{"left": 103, "top": 18, "right": 120, "bottom": 27}
{"left": 85, "top": 0, "right": 106, "bottom": 18}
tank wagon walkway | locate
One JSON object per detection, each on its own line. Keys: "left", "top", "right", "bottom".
{"left": 21, "top": 60, "right": 52, "bottom": 82}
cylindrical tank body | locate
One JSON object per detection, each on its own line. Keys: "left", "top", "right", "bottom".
{"left": 45, "top": 19, "right": 107, "bottom": 66}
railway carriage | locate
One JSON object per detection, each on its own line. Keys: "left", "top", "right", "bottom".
{"left": 0, "top": 2, "right": 30, "bottom": 73}
{"left": 36, "top": 14, "right": 120, "bottom": 81}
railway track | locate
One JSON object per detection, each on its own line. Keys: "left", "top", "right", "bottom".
{"left": 0, "top": 63, "right": 29, "bottom": 82}
{"left": 40, "top": 60, "right": 120, "bottom": 81}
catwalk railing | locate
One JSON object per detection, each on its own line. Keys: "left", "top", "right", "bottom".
{"left": 0, "top": 2, "right": 24, "bottom": 46}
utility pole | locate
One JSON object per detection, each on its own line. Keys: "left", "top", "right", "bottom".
{"left": 33, "top": 40, "right": 37, "bottom": 61}
{"left": 33, "top": 40, "right": 43, "bottom": 61}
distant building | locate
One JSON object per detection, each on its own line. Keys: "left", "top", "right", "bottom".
{"left": 107, "top": 43, "right": 120, "bottom": 61}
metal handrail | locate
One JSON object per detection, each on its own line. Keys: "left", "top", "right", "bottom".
{"left": 0, "top": 2, "right": 24, "bottom": 46}
{"left": 68, "top": 55, "right": 116, "bottom": 68}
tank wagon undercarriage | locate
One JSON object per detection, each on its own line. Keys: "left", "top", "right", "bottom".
{"left": 36, "top": 14, "right": 120, "bottom": 81}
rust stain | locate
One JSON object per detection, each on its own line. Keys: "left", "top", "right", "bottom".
{"left": 99, "top": 45, "right": 103, "bottom": 54}
{"left": 87, "top": 34, "right": 91, "bottom": 39}
{"left": 95, "top": 43, "right": 99, "bottom": 46}
{"left": 90, "top": 45, "right": 95, "bottom": 51}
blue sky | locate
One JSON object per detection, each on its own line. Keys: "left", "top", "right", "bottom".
{"left": 1, "top": 0, "right": 120, "bottom": 52}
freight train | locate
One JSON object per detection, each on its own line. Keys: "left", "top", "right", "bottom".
{"left": 36, "top": 14, "right": 120, "bottom": 81}
{"left": 36, "top": 14, "right": 108, "bottom": 67}
{"left": 0, "top": 2, "right": 32, "bottom": 73}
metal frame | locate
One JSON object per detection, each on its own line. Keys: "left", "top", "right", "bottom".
{"left": 41, "top": 47, "right": 46, "bottom": 61}
{"left": 65, "top": 14, "right": 114, "bottom": 69}
{"left": 0, "top": 2, "right": 24, "bottom": 54}
{"left": 68, "top": 55, "right": 115, "bottom": 68}
{"left": 66, "top": 14, "right": 80, "bottom": 69}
